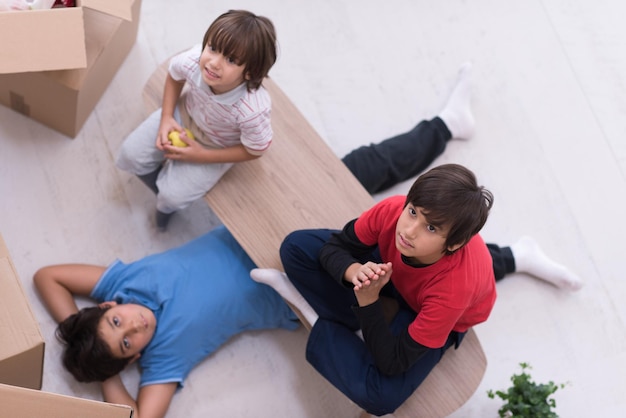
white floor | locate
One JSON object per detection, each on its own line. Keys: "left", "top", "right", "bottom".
{"left": 2, "top": 0, "right": 625, "bottom": 417}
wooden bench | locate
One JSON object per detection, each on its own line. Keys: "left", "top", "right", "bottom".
{"left": 143, "top": 60, "right": 487, "bottom": 418}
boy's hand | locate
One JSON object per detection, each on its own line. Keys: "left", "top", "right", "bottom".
{"left": 353, "top": 262, "right": 392, "bottom": 307}
{"left": 348, "top": 261, "right": 392, "bottom": 290}
{"left": 162, "top": 131, "right": 204, "bottom": 162}
{"left": 156, "top": 116, "right": 182, "bottom": 151}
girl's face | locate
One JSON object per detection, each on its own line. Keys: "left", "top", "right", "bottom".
{"left": 394, "top": 203, "right": 460, "bottom": 265}
{"left": 98, "top": 302, "right": 156, "bottom": 360}
{"left": 199, "top": 44, "right": 247, "bottom": 94}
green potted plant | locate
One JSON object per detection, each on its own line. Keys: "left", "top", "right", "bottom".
{"left": 487, "top": 362, "right": 568, "bottom": 418}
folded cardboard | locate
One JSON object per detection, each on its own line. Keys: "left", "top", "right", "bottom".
{"left": 0, "top": 0, "right": 141, "bottom": 137}
{"left": 0, "top": 234, "right": 45, "bottom": 390}
{"left": 0, "top": 0, "right": 135, "bottom": 74}
{"left": 0, "top": 383, "right": 133, "bottom": 418}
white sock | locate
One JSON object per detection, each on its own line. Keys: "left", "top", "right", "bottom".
{"left": 250, "top": 268, "right": 319, "bottom": 327}
{"left": 511, "top": 236, "right": 584, "bottom": 291}
{"left": 438, "top": 62, "right": 475, "bottom": 140}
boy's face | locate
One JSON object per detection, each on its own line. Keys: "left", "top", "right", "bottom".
{"left": 199, "top": 44, "right": 247, "bottom": 95}
{"left": 395, "top": 203, "right": 456, "bottom": 265}
{"left": 98, "top": 302, "right": 156, "bottom": 360}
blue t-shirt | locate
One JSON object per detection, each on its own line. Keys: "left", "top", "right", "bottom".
{"left": 91, "top": 226, "right": 299, "bottom": 387}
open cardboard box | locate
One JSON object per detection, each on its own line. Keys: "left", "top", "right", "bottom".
{"left": 0, "top": 0, "right": 141, "bottom": 137}
{"left": 0, "top": 233, "right": 45, "bottom": 390}
{"left": 0, "top": 383, "right": 133, "bottom": 418}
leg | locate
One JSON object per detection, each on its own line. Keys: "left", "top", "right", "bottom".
{"left": 279, "top": 229, "right": 361, "bottom": 329}
{"left": 306, "top": 313, "right": 462, "bottom": 416}
{"left": 342, "top": 62, "right": 475, "bottom": 194}
{"left": 250, "top": 268, "right": 319, "bottom": 327}
{"left": 137, "top": 165, "right": 162, "bottom": 194}
{"left": 438, "top": 62, "right": 475, "bottom": 140}
{"left": 154, "top": 159, "right": 233, "bottom": 214}
{"left": 116, "top": 108, "right": 166, "bottom": 178}
{"left": 487, "top": 243, "right": 516, "bottom": 282}
{"left": 510, "top": 237, "right": 583, "bottom": 290}
{"left": 342, "top": 118, "right": 450, "bottom": 194}
{"left": 488, "top": 239, "right": 583, "bottom": 290}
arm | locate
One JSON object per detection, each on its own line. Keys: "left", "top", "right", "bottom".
{"left": 352, "top": 301, "right": 430, "bottom": 375}
{"left": 318, "top": 219, "right": 379, "bottom": 284}
{"left": 162, "top": 142, "right": 261, "bottom": 164}
{"left": 102, "top": 376, "right": 177, "bottom": 418}
{"left": 351, "top": 261, "right": 430, "bottom": 375}
{"left": 156, "top": 73, "right": 186, "bottom": 151}
{"left": 33, "top": 264, "right": 106, "bottom": 322}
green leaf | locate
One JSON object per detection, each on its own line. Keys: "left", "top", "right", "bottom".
{"left": 487, "top": 363, "right": 568, "bottom": 418}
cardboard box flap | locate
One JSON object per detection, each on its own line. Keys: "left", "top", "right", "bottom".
{"left": 0, "top": 233, "right": 8, "bottom": 258}
{"left": 0, "top": 383, "right": 133, "bottom": 418}
{"left": 0, "top": 8, "right": 87, "bottom": 74}
{"left": 0, "top": 234, "right": 45, "bottom": 390}
{"left": 82, "top": 0, "right": 133, "bottom": 21}
{"left": 0, "top": 258, "right": 43, "bottom": 359}
{"left": 0, "top": 345, "right": 44, "bottom": 390}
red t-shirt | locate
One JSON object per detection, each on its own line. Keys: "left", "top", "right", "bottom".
{"left": 354, "top": 195, "right": 497, "bottom": 348}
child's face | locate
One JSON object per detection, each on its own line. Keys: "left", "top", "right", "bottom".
{"left": 199, "top": 44, "right": 247, "bottom": 95}
{"left": 98, "top": 302, "right": 156, "bottom": 359}
{"left": 395, "top": 203, "right": 452, "bottom": 264}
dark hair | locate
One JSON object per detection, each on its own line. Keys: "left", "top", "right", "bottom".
{"left": 405, "top": 163, "right": 493, "bottom": 253}
{"left": 56, "top": 306, "right": 132, "bottom": 382}
{"left": 202, "top": 10, "right": 277, "bottom": 91}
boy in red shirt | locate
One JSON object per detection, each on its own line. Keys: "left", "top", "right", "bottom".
{"left": 251, "top": 62, "right": 582, "bottom": 415}
{"left": 252, "top": 163, "right": 581, "bottom": 415}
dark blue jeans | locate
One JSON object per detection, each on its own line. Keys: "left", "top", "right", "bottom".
{"left": 280, "top": 229, "right": 465, "bottom": 415}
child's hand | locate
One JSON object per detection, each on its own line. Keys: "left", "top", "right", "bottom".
{"left": 156, "top": 117, "right": 182, "bottom": 151}
{"left": 353, "top": 262, "right": 392, "bottom": 307}
{"left": 349, "top": 261, "right": 392, "bottom": 290}
{"left": 162, "top": 132, "right": 203, "bottom": 162}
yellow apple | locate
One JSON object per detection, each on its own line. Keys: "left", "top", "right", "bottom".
{"left": 168, "top": 129, "right": 195, "bottom": 147}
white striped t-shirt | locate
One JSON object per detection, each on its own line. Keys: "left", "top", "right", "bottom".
{"left": 168, "top": 44, "right": 272, "bottom": 155}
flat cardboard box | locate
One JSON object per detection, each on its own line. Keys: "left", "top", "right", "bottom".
{"left": 0, "top": 383, "right": 133, "bottom": 418}
{"left": 0, "top": 234, "right": 45, "bottom": 390}
{"left": 0, "top": 0, "right": 141, "bottom": 137}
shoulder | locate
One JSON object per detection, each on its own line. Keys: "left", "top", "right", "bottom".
{"left": 172, "top": 44, "right": 202, "bottom": 62}
{"left": 460, "top": 234, "right": 492, "bottom": 262}
{"left": 169, "top": 44, "right": 202, "bottom": 76}
{"left": 359, "top": 195, "right": 405, "bottom": 222}
{"left": 236, "top": 86, "right": 272, "bottom": 116}
{"left": 442, "top": 235, "right": 495, "bottom": 294}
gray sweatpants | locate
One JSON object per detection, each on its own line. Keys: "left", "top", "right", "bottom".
{"left": 116, "top": 108, "right": 233, "bottom": 213}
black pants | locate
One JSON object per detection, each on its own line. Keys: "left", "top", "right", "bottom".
{"left": 341, "top": 117, "right": 514, "bottom": 280}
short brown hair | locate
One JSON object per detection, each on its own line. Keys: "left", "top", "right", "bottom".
{"left": 202, "top": 10, "right": 277, "bottom": 91}
{"left": 405, "top": 164, "right": 493, "bottom": 253}
{"left": 56, "top": 306, "right": 132, "bottom": 382}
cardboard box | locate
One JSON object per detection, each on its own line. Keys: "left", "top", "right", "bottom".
{"left": 0, "top": 234, "right": 45, "bottom": 390}
{"left": 0, "top": 383, "right": 133, "bottom": 418}
{"left": 0, "top": 0, "right": 141, "bottom": 137}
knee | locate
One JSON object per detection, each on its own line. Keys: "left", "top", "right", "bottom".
{"left": 115, "top": 139, "right": 148, "bottom": 173}
{"left": 279, "top": 230, "right": 304, "bottom": 261}
{"left": 115, "top": 140, "right": 134, "bottom": 169}
{"left": 279, "top": 230, "right": 320, "bottom": 269}
{"left": 156, "top": 187, "right": 191, "bottom": 213}
{"left": 358, "top": 391, "right": 406, "bottom": 417}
